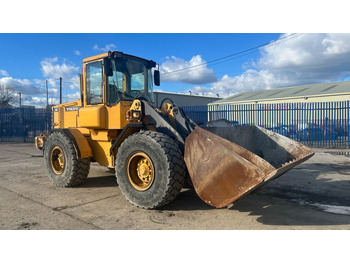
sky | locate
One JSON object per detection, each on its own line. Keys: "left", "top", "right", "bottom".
{"left": 2, "top": 33, "right": 350, "bottom": 108}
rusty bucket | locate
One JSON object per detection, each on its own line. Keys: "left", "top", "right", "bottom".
{"left": 184, "top": 126, "right": 314, "bottom": 208}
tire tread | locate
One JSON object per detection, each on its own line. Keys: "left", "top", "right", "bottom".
{"left": 44, "top": 131, "right": 90, "bottom": 187}
{"left": 116, "top": 130, "right": 186, "bottom": 209}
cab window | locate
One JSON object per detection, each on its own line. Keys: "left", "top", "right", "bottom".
{"left": 86, "top": 61, "right": 103, "bottom": 105}
{"left": 106, "top": 58, "right": 154, "bottom": 105}
{"left": 107, "top": 67, "right": 124, "bottom": 105}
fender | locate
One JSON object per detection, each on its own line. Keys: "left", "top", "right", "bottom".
{"left": 110, "top": 122, "right": 145, "bottom": 156}
{"left": 47, "top": 128, "right": 92, "bottom": 159}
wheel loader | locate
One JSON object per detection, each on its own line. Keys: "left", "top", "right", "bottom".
{"left": 35, "top": 51, "right": 314, "bottom": 209}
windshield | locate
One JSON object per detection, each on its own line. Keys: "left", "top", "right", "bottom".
{"left": 107, "top": 57, "right": 154, "bottom": 105}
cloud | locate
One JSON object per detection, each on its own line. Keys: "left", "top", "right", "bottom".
{"left": 0, "top": 77, "right": 45, "bottom": 95}
{"left": 0, "top": 69, "right": 9, "bottom": 77}
{"left": 40, "top": 57, "right": 79, "bottom": 80}
{"left": 160, "top": 55, "right": 217, "bottom": 85}
{"left": 29, "top": 96, "right": 60, "bottom": 107}
{"left": 1, "top": 57, "right": 81, "bottom": 108}
{"left": 38, "top": 57, "right": 81, "bottom": 107}
{"left": 74, "top": 50, "right": 81, "bottom": 56}
{"left": 66, "top": 91, "right": 80, "bottom": 100}
{"left": 27, "top": 91, "right": 81, "bottom": 107}
{"left": 40, "top": 57, "right": 79, "bottom": 90}
{"left": 93, "top": 44, "right": 117, "bottom": 52}
{"left": 31, "top": 97, "right": 48, "bottom": 106}
{"left": 190, "top": 33, "right": 350, "bottom": 98}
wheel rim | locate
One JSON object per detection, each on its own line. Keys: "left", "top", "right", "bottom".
{"left": 127, "top": 152, "right": 154, "bottom": 191}
{"left": 50, "top": 146, "right": 65, "bottom": 175}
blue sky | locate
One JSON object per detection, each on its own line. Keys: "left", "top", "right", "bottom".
{"left": 0, "top": 33, "right": 350, "bottom": 106}
{"left": 2, "top": 33, "right": 350, "bottom": 107}
{"left": 0, "top": 33, "right": 278, "bottom": 106}
{"left": 0, "top": 33, "right": 279, "bottom": 80}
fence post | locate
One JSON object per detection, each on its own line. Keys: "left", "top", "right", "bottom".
{"left": 21, "top": 108, "right": 25, "bottom": 142}
{"left": 348, "top": 100, "right": 350, "bottom": 148}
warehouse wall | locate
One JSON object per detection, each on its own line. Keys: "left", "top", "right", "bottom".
{"left": 154, "top": 91, "right": 220, "bottom": 107}
{"left": 210, "top": 93, "right": 350, "bottom": 106}
{"left": 208, "top": 101, "right": 350, "bottom": 127}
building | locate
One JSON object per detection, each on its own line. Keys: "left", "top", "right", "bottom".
{"left": 206, "top": 81, "right": 350, "bottom": 136}
{"left": 209, "top": 80, "right": 350, "bottom": 106}
{"left": 154, "top": 91, "right": 220, "bottom": 107}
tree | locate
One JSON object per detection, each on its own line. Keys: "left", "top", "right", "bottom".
{"left": 0, "top": 84, "right": 15, "bottom": 108}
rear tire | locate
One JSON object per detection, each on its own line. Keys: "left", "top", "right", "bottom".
{"left": 44, "top": 131, "right": 90, "bottom": 187}
{"left": 115, "top": 131, "right": 186, "bottom": 209}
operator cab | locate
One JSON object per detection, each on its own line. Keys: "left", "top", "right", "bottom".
{"left": 83, "top": 51, "right": 160, "bottom": 107}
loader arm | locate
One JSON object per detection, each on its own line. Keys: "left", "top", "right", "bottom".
{"left": 141, "top": 100, "right": 196, "bottom": 152}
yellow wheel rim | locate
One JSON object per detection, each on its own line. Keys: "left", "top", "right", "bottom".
{"left": 50, "top": 146, "right": 65, "bottom": 175}
{"left": 127, "top": 152, "right": 154, "bottom": 191}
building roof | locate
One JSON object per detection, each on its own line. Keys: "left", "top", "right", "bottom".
{"left": 211, "top": 80, "right": 350, "bottom": 105}
{"left": 153, "top": 91, "right": 221, "bottom": 107}
{"left": 154, "top": 91, "right": 220, "bottom": 99}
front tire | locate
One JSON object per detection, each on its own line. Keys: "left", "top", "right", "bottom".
{"left": 115, "top": 131, "right": 186, "bottom": 209}
{"left": 44, "top": 131, "right": 90, "bottom": 187}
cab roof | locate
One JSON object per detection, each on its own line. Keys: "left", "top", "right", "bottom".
{"left": 82, "top": 51, "right": 156, "bottom": 67}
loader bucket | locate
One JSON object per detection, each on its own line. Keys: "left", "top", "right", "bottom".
{"left": 184, "top": 126, "right": 314, "bottom": 208}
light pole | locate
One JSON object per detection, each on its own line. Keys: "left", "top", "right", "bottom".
{"left": 18, "top": 92, "right": 21, "bottom": 108}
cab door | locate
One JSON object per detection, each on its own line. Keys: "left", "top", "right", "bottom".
{"left": 78, "top": 60, "right": 107, "bottom": 129}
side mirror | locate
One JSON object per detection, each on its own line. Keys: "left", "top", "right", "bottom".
{"left": 103, "top": 58, "right": 113, "bottom": 77}
{"left": 154, "top": 70, "right": 160, "bottom": 86}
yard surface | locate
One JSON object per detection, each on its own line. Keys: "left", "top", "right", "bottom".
{"left": 0, "top": 143, "right": 349, "bottom": 230}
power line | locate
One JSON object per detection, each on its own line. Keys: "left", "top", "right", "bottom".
{"left": 161, "top": 33, "right": 303, "bottom": 76}
{"left": 206, "top": 34, "right": 303, "bottom": 69}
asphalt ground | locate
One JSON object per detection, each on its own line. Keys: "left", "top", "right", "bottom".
{"left": 0, "top": 143, "right": 349, "bottom": 230}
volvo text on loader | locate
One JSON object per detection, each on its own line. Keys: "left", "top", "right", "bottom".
{"left": 35, "top": 51, "right": 314, "bottom": 209}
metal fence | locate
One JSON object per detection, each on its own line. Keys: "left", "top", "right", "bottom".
{"left": 183, "top": 101, "right": 350, "bottom": 148}
{"left": 0, "top": 108, "right": 51, "bottom": 142}
{"left": 2, "top": 101, "right": 350, "bottom": 148}
{"left": 181, "top": 105, "right": 208, "bottom": 125}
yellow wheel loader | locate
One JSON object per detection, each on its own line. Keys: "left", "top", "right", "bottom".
{"left": 35, "top": 51, "right": 314, "bottom": 209}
